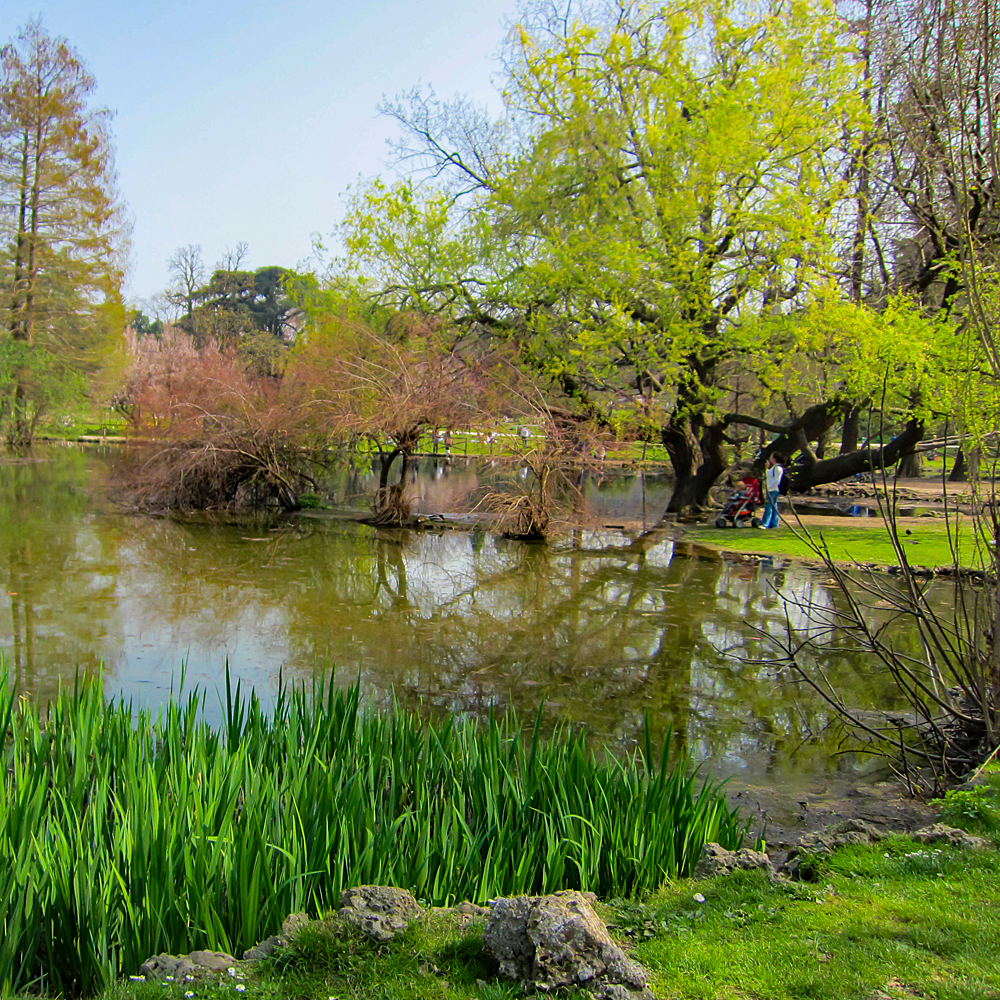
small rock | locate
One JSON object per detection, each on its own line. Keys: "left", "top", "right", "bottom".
{"left": 338, "top": 885, "right": 424, "bottom": 942}
{"left": 140, "top": 950, "right": 238, "bottom": 982}
{"left": 694, "top": 843, "right": 775, "bottom": 879}
{"left": 911, "top": 824, "right": 987, "bottom": 849}
{"left": 795, "top": 819, "right": 884, "bottom": 855}
{"left": 455, "top": 901, "right": 490, "bottom": 916}
{"left": 281, "top": 911, "right": 311, "bottom": 938}
{"left": 242, "top": 935, "right": 286, "bottom": 961}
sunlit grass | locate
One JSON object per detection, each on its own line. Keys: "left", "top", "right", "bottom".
{"left": 79, "top": 837, "right": 1000, "bottom": 1000}
{"left": 684, "top": 516, "right": 985, "bottom": 569}
{"left": 0, "top": 666, "right": 743, "bottom": 995}
{"left": 627, "top": 838, "right": 1000, "bottom": 1000}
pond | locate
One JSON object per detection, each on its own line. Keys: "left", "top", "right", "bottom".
{"left": 1, "top": 446, "right": 907, "bottom": 792}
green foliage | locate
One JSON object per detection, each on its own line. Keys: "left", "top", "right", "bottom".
{"left": 0, "top": 666, "right": 743, "bottom": 995}
{"left": 0, "top": 336, "right": 88, "bottom": 432}
{"left": 344, "top": 0, "right": 866, "bottom": 433}
{"left": 932, "top": 773, "right": 1000, "bottom": 840}
{"left": 296, "top": 491, "right": 329, "bottom": 509}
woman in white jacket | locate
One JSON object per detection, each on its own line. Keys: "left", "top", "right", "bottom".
{"left": 762, "top": 453, "right": 785, "bottom": 529}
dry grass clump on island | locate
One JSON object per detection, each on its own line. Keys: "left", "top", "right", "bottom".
{"left": 0, "top": 666, "right": 744, "bottom": 996}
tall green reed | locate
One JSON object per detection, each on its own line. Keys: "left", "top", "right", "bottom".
{"left": 0, "top": 663, "right": 745, "bottom": 995}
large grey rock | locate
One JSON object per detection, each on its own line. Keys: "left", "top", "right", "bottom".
{"left": 140, "top": 950, "right": 237, "bottom": 982}
{"left": 338, "top": 885, "right": 424, "bottom": 942}
{"left": 483, "top": 890, "right": 654, "bottom": 999}
{"left": 694, "top": 843, "right": 775, "bottom": 879}
{"left": 912, "top": 824, "right": 987, "bottom": 849}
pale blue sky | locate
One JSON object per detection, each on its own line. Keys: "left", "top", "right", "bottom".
{"left": 1, "top": 1, "right": 516, "bottom": 301}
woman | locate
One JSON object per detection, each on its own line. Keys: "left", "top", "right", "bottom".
{"left": 762, "top": 452, "right": 784, "bottom": 529}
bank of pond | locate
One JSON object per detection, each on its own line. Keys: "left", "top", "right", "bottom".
{"left": 0, "top": 672, "right": 745, "bottom": 995}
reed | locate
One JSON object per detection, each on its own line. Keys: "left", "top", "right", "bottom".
{"left": 0, "top": 665, "right": 745, "bottom": 995}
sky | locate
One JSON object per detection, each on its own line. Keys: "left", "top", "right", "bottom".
{"left": 1, "top": 0, "right": 517, "bottom": 303}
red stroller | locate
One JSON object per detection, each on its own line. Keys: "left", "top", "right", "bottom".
{"left": 715, "top": 476, "right": 762, "bottom": 528}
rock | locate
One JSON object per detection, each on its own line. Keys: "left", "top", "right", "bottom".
{"left": 140, "top": 949, "right": 238, "bottom": 982}
{"left": 242, "top": 910, "right": 313, "bottom": 961}
{"left": 455, "top": 901, "right": 490, "bottom": 917}
{"left": 780, "top": 820, "right": 886, "bottom": 880}
{"left": 483, "top": 890, "right": 654, "bottom": 999}
{"left": 242, "top": 935, "right": 286, "bottom": 961}
{"left": 338, "top": 885, "right": 425, "bottom": 942}
{"left": 794, "top": 819, "right": 885, "bottom": 855}
{"left": 694, "top": 843, "right": 775, "bottom": 879}
{"left": 281, "top": 911, "right": 311, "bottom": 938}
{"left": 911, "top": 824, "right": 987, "bottom": 849}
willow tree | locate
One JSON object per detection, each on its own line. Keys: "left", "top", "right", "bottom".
{"left": 343, "top": 0, "right": 866, "bottom": 512}
{"left": 0, "top": 20, "right": 128, "bottom": 445}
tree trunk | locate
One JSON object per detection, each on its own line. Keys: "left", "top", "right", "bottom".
{"left": 897, "top": 448, "right": 922, "bottom": 478}
{"left": 840, "top": 405, "right": 862, "bottom": 454}
{"left": 759, "top": 399, "right": 847, "bottom": 465}
{"left": 784, "top": 418, "right": 925, "bottom": 492}
{"left": 949, "top": 448, "right": 966, "bottom": 482}
{"left": 661, "top": 415, "right": 727, "bottom": 514}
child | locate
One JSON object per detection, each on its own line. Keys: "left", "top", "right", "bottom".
{"left": 762, "top": 452, "right": 785, "bottom": 529}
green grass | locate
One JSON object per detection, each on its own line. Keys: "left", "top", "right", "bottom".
{"left": 629, "top": 839, "right": 1000, "bottom": 1000}
{"left": 931, "top": 765, "right": 1000, "bottom": 839}
{"left": 684, "top": 517, "right": 986, "bottom": 569}
{"left": 77, "top": 838, "right": 1000, "bottom": 1000}
{"left": 0, "top": 666, "right": 743, "bottom": 996}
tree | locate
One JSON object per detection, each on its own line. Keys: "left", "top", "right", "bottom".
{"left": 114, "top": 327, "right": 321, "bottom": 511}
{"left": 286, "top": 304, "right": 518, "bottom": 524}
{"left": 166, "top": 245, "right": 303, "bottom": 367}
{"left": 167, "top": 244, "right": 205, "bottom": 334}
{"left": 344, "top": 0, "right": 867, "bottom": 513}
{"left": 0, "top": 19, "right": 129, "bottom": 445}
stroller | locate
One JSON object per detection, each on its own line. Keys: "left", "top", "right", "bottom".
{"left": 715, "top": 476, "right": 762, "bottom": 528}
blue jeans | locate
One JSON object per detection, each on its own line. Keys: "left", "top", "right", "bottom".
{"left": 762, "top": 490, "right": 780, "bottom": 528}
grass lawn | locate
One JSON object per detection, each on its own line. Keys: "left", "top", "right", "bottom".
{"left": 630, "top": 841, "right": 1000, "bottom": 1000}
{"left": 86, "top": 836, "right": 1000, "bottom": 1000}
{"left": 682, "top": 516, "right": 987, "bottom": 570}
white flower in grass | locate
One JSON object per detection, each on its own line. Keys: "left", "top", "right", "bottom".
{"left": 693, "top": 893, "right": 706, "bottom": 903}
{"left": 235, "top": 985, "right": 246, "bottom": 993}
{"left": 185, "top": 992, "right": 194, "bottom": 997}
{"left": 227, "top": 968, "right": 237, "bottom": 977}
{"left": 129, "top": 975, "right": 144, "bottom": 981}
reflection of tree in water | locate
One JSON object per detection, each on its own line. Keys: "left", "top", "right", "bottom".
{"left": 278, "top": 529, "right": 903, "bottom": 779}
{"left": 0, "top": 450, "right": 120, "bottom": 698}
{"left": 2, "top": 448, "right": 929, "bottom": 782}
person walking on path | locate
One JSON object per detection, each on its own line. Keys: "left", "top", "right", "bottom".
{"left": 761, "top": 453, "right": 785, "bottom": 529}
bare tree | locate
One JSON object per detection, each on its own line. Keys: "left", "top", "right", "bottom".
{"left": 167, "top": 244, "right": 205, "bottom": 331}
{"left": 286, "top": 313, "right": 521, "bottom": 525}
{"left": 218, "top": 240, "right": 249, "bottom": 273}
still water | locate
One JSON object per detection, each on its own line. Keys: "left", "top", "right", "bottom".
{"left": 1, "top": 447, "right": 903, "bottom": 787}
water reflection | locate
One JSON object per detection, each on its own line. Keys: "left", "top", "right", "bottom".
{"left": 1, "top": 447, "right": 906, "bottom": 786}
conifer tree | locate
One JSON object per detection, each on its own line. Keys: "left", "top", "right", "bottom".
{"left": 0, "top": 19, "right": 129, "bottom": 445}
